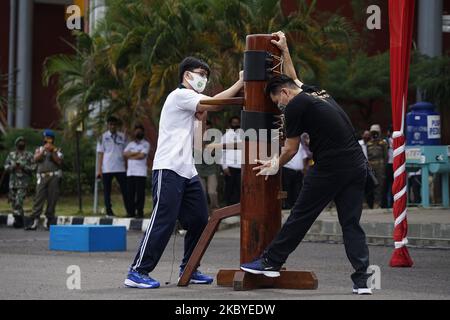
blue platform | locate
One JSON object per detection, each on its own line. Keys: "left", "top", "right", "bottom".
{"left": 49, "top": 225, "right": 127, "bottom": 252}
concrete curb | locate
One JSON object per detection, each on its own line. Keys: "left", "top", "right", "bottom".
{"left": 2, "top": 213, "right": 449, "bottom": 249}
{"left": 0, "top": 213, "right": 242, "bottom": 233}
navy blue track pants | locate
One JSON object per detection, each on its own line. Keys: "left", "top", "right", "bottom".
{"left": 131, "top": 169, "right": 209, "bottom": 274}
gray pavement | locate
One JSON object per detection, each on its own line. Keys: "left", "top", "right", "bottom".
{"left": 0, "top": 226, "right": 449, "bottom": 300}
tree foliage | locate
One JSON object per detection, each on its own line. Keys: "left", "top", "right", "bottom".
{"left": 43, "top": 0, "right": 357, "bottom": 134}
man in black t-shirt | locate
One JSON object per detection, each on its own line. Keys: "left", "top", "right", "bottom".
{"left": 240, "top": 32, "right": 372, "bottom": 295}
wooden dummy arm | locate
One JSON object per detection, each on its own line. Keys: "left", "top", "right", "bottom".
{"left": 199, "top": 97, "right": 245, "bottom": 106}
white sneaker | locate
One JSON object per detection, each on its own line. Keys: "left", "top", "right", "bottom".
{"left": 352, "top": 286, "right": 373, "bottom": 295}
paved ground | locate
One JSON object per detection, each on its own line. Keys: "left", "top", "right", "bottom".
{"left": 0, "top": 227, "right": 449, "bottom": 300}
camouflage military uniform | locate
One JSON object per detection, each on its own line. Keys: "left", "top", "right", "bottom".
{"left": 367, "top": 139, "right": 388, "bottom": 208}
{"left": 4, "top": 150, "right": 35, "bottom": 224}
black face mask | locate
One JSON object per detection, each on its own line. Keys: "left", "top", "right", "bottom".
{"left": 372, "top": 133, "right": 380, "bottom": 139}
{"left": 231, "top": 125, "right": 240, "bottom": 130}
{"left": 17, "top": 144, "right": 25, "bottom": 151}
{"left": 136, "top": 132, "right": 144, "bottom": 140}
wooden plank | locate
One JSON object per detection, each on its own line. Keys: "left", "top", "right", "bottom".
{"left": 217, "top": 269, "right": 238, "bottom": 287}
{"left": 273, "top": 271, "right": 318, "bottom": 290}
{"left": 218, "top": 269, "right": 318, "bottom": 291}
{"left": 177, "top": 204, "right": 241, "bottom": 287}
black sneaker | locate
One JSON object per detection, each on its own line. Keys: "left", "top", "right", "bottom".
{"left": 240, "top": 257, "right": 281, "bottom": 278}
{"left": 106, "top": 210, "right": 115, "bottom": 217}
{"left": 25, "top": 218, "right": 39, "bottom": 231}
{"left": 43, "top": 217, "right": 57, "bottom": 231}
{"left": 136, "top": 212, "right": 144, "bottom": 219}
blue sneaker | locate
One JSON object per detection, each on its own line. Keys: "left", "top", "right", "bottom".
{"left": 124, "top": 269, "right": 160, "bottom": 289}
{"left": 240, "top": 257, "right": 281, "bottom": 278}
{"left": 179, "top": 269, "right": 214, "bottom": 284}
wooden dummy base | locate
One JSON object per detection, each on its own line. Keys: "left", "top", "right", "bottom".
{"left": 178, "top": 204, "right": 241, "bottom": 287}
{"left": 217, "top": 269, "right": 318, "bottom": 291}
{"left": 177, "top": 192, "right": 288, "bottom": 287}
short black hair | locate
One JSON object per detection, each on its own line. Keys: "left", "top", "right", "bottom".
{"left": 134, "top": 124, "right": 145, "bottom": 131}
{"left": 265, "top": 75, "right": 298, "bottom": 96}
{"left": 179, "top": 57, "right": 211, "bottom": 83}
{"left": 107, "top": 116, "right": 119, "bottom": 124}
{"left": 229, "top": 116, "right": 240, "bottom": 124}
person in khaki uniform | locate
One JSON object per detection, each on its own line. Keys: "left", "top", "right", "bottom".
{"left": 195, "top": 120, "right": 219, "bottom": 213}
{"left": 367, "top": 124, "right": 388, "bottom": 209}
{"left": 25, "top": 129, "right": 63, "bottom": 231}
{"left": 4, "top": 137, "right": 35, "bottom": 228}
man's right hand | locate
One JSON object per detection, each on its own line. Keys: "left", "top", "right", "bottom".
{"left": 96, "top": 171, "right": 102, "bottom": 179}
{"left": 223, "top": 168, "right": 231, "bottom": 176}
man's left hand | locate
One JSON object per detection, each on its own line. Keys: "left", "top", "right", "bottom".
{"left": 271, "top": 31, "right": 288, "bottom": 53}
{"left": 253, "top": 155, "right": 280, "bottom": 181}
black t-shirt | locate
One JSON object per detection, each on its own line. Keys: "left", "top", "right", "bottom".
{"left": 285, "top": 85, "right": 365, "bottom": 170}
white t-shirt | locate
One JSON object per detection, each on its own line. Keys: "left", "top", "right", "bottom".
{"left": 359, "top": 140, "right": 368, "bottom": 159}
{"left": 221, "top": 129, "right": 242, "bottom": 170}
{"left": 152, "top": 87, "right": 207, "bottom": 179}
{"left": 124, "top": 139, "right": 150, "bottom": 177}
{"left": 284, "top": 144, "right": 308, "bottom": 171}
{"left": 97, "top": 131, "right": 127, "bottom": 173}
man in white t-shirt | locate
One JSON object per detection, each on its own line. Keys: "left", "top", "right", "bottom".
{"left": 282, "top": 143, "right": 308, "bottom": 209}
{"left": 125, "top": 57, "right": 244, "bottom": 289}
{"left": 124, "top": 124, "right": 150, "bottom": 219}
{"left": 96, "top": 116, "right": 128, "bottom": 217}
{"left": 221, "top": 116, "right": 242, "bottom": 205}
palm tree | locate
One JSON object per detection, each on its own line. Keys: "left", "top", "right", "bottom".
{"left": 43, "top": 0, "right": 357, "bottom": 133}
{"left": 43, "top": 31, "right": 119, "bottom": 135}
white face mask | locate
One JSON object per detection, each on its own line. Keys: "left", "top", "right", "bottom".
{"left": 186, "top": 72, "right": 208, "bottom": 93}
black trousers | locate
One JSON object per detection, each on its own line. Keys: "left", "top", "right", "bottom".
{"left": 224, "top": 167, "right": 241, "bottom": 205}
{"left": 102, "top": 172, "right": 128, "bottom": 214}
{"left": 265, "top": 164, "right": 371, "bottom": 287}
{"left": 282, "top": 167, "right": 304, "bottom": 209}
{"left": 382, "top": 164, "right": 394, "bottom": 208}
{"left": 127, "top": 176, "right": 146, "bottom": 217}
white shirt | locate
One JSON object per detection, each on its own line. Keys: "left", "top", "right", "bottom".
{"left": 221, "top": 129, "right": 242, "bottom": 170}
{"left": 284, "top": 145, "right": 308, "bottom": 171}
{"left": 97, "top": 131, "right": 127, "bottom": 173}
{"left": 152, "top": 87, "right": 207, "bottom": 179}
{"left": 124, "top": 139, "right": 150, "bottom": 177}
{"left": 387, "top": 137, "right": 394, "bottom": 164}
{"left": 359, "top": 140, "right": 368, "bottom": 159}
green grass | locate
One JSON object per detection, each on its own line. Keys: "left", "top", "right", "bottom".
{"left": 0, "top": 193, "right": 154, "bottom": 218}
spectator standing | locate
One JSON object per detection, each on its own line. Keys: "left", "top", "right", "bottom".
{"left": 367, "top": 124, "right": 388, "bottom": 209}
{"left": 383, "top": 127, "right": 394, "bottom": 208}
{"left": 97, "top": 116, "right": 128, "bottom": 216}
{"left": 124, "top": 124, "right": 150, "bottom": 218}
{"left": 359, "top": 130, "right": 371, "bottom": 159}
{"left": 26, "top": 130, "right": 63, "bottom": 231}
{"left": 4, "top": 137, "right": 35, "bottom": 228}
{"left": 282, "top": 144, "right": 308, "bottom": 209}
{"left": 300, "top": 133, "right": 313, "bottom": 172}
{"left": 221, "top": 116, "right": 242, "bottom": 205}
{"left": 195, "top": 120, "right": 219, "bottom": 212}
